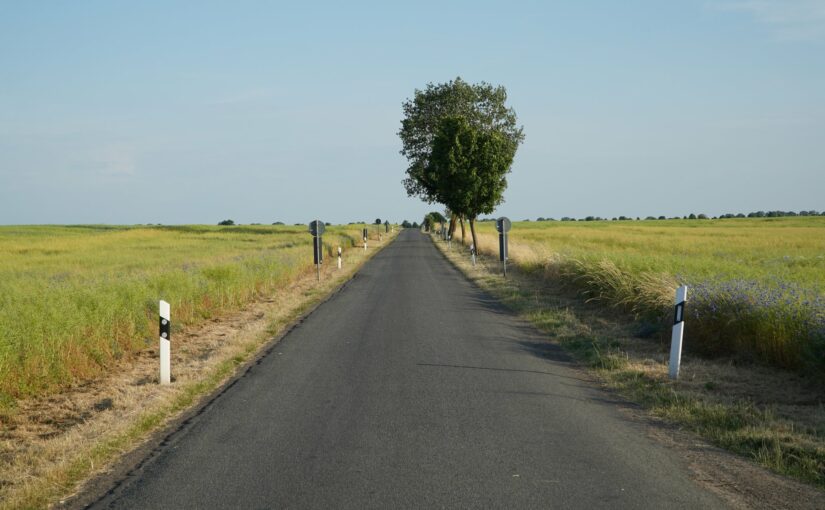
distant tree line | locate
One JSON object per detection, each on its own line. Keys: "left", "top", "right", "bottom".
{"left": 505, "top": 210, "right": 823, "bottom": 223}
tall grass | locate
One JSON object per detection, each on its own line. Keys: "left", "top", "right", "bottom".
{"left": 465, "top": 217, "right": 825, "bottom": 371}
{"left": 0, "top": 224, "right": 366, "bottom": 402}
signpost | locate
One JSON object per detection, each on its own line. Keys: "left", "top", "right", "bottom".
{"left": 496, "top": 217, "right": 511, "bottom": 277}
{"left": 159, "top": 300, "right": 171, "bottom": 385}
{"left": 384, "top": 220, "right": 389, "bottom": 234}
{"left": 669, "top": 286, "right": 688, "bottom": 380}
{"left": 309, "top": 220, "right": 325, "bottom": 281}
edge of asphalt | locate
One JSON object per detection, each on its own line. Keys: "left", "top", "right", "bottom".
{"left": 427, "top": 233, "right": 825, "bottom": 509}
{"left": 61, "top": 236, "right": 397, "bottom": 510}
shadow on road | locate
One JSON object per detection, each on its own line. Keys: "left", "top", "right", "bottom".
{"left": 415, "top": 362, "right": 588, "bottom": 383}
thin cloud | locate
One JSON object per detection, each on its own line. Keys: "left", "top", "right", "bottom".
{"left": 713, "top": 0, "right": 825, "bottom": 42}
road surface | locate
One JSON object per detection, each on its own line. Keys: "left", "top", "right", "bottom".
{"left": 91, "top": 229, "right": 724, "bottom": 509}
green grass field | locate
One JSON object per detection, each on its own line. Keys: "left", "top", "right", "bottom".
{"left": 468, "top": 217, "right": 825, "bottom": 371}
{"left": 0, "top": 224, "right": 371, "bottom": 405}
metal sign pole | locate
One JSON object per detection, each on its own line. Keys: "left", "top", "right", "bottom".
{"left": 503, "top": 230, "right": 507, "bottom": 278}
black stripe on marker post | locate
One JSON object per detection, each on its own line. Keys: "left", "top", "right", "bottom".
{"left": 160, "top": 316, "right": 171, "bottom": 340}
{"left": 673, "top": 301, "right": 685, "bottom": 325}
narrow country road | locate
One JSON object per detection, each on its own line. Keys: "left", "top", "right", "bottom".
{"left": 90, "top": 230, "right": 724, "bottom": 509}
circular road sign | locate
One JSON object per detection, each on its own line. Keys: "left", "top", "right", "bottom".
{"left": 496, "top": 217, "right": 512, "bottom": 233}
{"left": 308, "top": 220, "right": 325, "bottom": 236}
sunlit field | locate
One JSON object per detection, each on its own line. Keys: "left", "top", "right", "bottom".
{"left": 0, "top": 224, "right": 369, "bottom": 403}
{"left": 468, "top": 217, "right": 825, "bottom": 371}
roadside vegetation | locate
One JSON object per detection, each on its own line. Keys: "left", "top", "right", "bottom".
{"left": 0, "top": 224, "right": 372, "bottom": 409}
{"left": 465, "top": 217, "right": 825, "bottom": 373}
{"left": 430, "top": 219, "right": 825, "bottom": 488}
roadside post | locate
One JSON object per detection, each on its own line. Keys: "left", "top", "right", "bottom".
{"left": 496, "top": 217, "right": 511, "bottom": 278}
{"left": 159, "top": 300, "right": 171, "bottom": 385}
{"left": 309, "top": 220, "right": 325, "bottom": 281}
{"left": 363, "top": 227, "right": 368, "bottom": 251}
{"left": 337, "top": 246, "right": 342, "bottom": 269}
{"left": 385, "top": 220, "right": 389, "bottom": 234}
{"left": 448, "top": 234, "right": 451, "bottom": 251}
{"left": 470, "top": 243, "right": 476, "bottom": 266}
{"left": 669, "top": 285, "right": 688, "bottom": 380}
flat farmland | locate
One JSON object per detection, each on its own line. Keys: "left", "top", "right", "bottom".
{"left": 0, "top": 224, "right": 367, "bottom": 406}
{"left": 468, "top": 217, "right": 825, "bottom": 371}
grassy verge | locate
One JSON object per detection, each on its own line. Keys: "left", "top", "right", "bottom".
{"left": 0, "top": 229, "right": 398, "bottom": 510}
{"left": 0, "top": 224, "right": 368, "bottom": 404}
{"left": 433, "top": 233, "right": 825, "bottom": 489}
{"left": 466, "top": 217, "right": 825, "bottom": 372}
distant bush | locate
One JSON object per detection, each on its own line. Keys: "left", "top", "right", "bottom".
{"left": 218, "top": 219, "right": 235, "bottom": 226}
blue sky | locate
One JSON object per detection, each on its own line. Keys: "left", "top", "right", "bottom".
{"left": 1, "top": 1, "right": 823, "bottom": 225}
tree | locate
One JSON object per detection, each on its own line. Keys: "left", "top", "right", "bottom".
{"left": 422, "top": 211, "right": 447, "bottom": 232}
{"left": 218, "top": 219, "right": 234, "bottom": 226}
{"left": 398, "top": 77, "right": 524, "bottom": 242}
{"left": 424, "top": 115, "right": 520, "bottom": 252}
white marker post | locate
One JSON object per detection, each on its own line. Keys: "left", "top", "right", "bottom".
{"left": 159, "top": 300, "right": 171, "bottom": 385}
{"left": 363, "top": 228, "right": 368, "bottom": 251}
{"left": 470, "top": 243, "right": 476, "bottom": 266}
{"left": 337, "top": 246, "right": 342, "bottom": 269}
{"left": 669, "top": 285, "right": 688, "bottom": 380}
{"left": 448, "top": 235, "right": 451, "bottom": 251}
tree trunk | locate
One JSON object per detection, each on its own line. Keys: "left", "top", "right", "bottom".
{"left": 449, "top": 213, "right": 458, "bottom": 239}
{"left": 469, "top": 216, "right": 479, "bottom": 258}
{"left": 459, "top": 216, "right": 466, "bottom": 244}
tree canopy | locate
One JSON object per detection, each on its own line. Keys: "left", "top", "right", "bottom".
{"left": 398, "top": 77, "right": 523, "bottom": 205}
{"left": 427, "top": 116, "right": 516, "bottom": 220}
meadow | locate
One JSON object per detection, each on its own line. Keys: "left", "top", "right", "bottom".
{"left": 0, "top": 224, "right": 370, "bottom": 405}
{"left": 467, "top": 217, "right": 825, "bottom": 372}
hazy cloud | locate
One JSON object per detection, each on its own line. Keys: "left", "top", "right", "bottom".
{"left": 714, "top": 0, "right": 825, "bottom": 41}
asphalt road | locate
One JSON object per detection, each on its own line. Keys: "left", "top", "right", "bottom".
{"left": 91, "top": 229, "right": 725, "bottom": 509}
